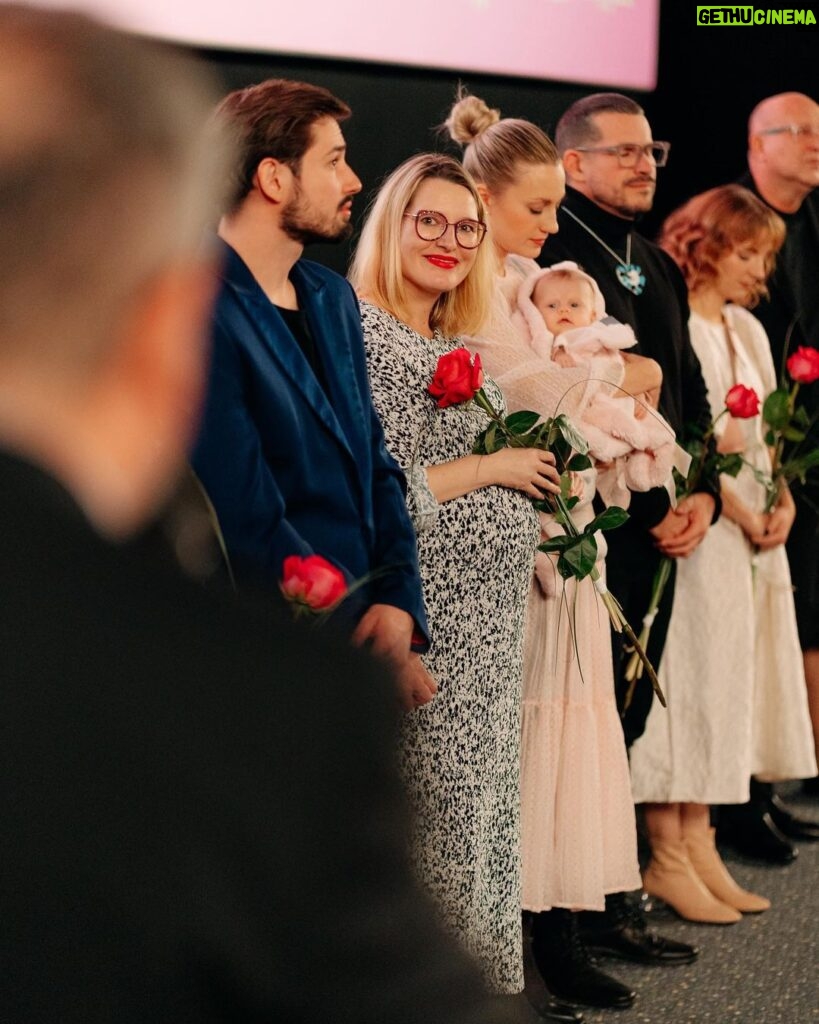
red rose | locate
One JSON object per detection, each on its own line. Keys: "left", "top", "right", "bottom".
{"left": 786, "top": 346, "right": 819, "bottom": 384}
{"left": 427, "top": 347, "right": 484, "bottom": 409}
{"left": 725, "top": 384, "right": 760, "bottom": 419}
{"left": 280, "top": 554, "right": 347, "bottom": 612}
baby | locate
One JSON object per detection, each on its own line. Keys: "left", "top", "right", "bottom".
{"left": 516, "top": 261, "right": 679, "bottom": 508}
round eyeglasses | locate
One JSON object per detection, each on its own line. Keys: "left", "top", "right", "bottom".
{"left": 403, "top": 210, "right": 487, "bottom": 249}
{"left": 574, "top": 141, "right": 671, "bottom": 168}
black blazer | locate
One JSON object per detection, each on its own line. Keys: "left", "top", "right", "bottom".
{"left": 0, "top": 451, "right": 515, "bottom": 1024}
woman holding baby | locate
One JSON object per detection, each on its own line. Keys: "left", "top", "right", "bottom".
{"left": 446, "top": 92, "right": 673, "bottom": 1014}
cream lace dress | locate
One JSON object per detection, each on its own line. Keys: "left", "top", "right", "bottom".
{"left": 630, "top": 306, "right": 816, "bottom": 803}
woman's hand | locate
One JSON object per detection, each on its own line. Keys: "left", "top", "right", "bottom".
{"left": 483, "top": 447, "right": 562, "bottom": 499}
{"left": 551, "top": 347, "right": 576, "bottom": 368}
{"left": 750, "top": 488, "right": 796, "bottom": 549}
{"left": 621, "top": 352, "right": 662, "bottom": 397}
{"left": 741, "top": 509, "right": 769, "bottom": 543}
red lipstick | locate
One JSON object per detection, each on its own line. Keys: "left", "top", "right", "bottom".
{"left": 424, "top": 255, "right": 459, "bottom": 269}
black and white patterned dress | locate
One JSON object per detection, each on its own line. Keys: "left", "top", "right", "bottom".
{"left": 361, "top": 302, "right": 539, "bottom": 993}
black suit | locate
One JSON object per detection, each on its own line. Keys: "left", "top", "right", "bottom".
{"left": 0, "top": 450, "right": 518, "bottom": 1024}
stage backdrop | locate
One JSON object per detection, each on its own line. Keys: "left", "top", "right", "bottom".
{"left": 30, "top": 0, "right": 660, "bottom": 89}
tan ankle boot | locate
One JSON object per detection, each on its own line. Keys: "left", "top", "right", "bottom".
{"left": 685, "top": 827, "right": 770, "bottom": 913}
{"left": 642, "top": 838, "right": 741, "bottom": 924}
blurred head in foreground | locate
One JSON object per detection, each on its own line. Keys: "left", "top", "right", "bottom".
{"left": 0, "top": 4, "right": 227, "bottom": 537}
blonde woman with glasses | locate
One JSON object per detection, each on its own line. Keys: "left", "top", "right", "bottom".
{"left": 350, "top": 153, "right": 561, "bottom": 1003}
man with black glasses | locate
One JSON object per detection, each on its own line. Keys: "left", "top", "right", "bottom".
{"left": 541, "top": 91, "right": 715, "bottom": 973}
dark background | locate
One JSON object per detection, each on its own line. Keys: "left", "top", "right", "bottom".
{"left": 195, "top": 1, "right": 817, "bottom": 273}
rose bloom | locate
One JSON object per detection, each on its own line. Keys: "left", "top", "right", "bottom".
{"left": 786, "top": 346, "right": 819, "bottom": 384}
{"left": 725, "top": 383, "right": 760, "bottom": 419}
{"left": 280, "top": 554, "right": 347, "bottom": 611}
{"left": 428, "top": 347, "right": 484, "bottom": 409}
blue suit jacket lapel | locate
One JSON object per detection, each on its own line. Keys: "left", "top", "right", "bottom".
{"left": 294, "top": 264, "right": 369, "bottom": 464}
{"left": 222, "top": 248, "right": 357, "bottom": 465}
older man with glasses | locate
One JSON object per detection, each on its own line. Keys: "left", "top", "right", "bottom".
{"left": 716, "top": 92, "right": 819, "bottom": 863}
{"left": 540, "top": 91, "right": 718, "bottom": 973}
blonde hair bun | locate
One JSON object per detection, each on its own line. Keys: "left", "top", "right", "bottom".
{"left": 445, "top": 91, "right": 500, "bottom": 145}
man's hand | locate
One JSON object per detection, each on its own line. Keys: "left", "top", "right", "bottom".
{"left": 352, "top": 604, "right": 437, "bottom": 710}
{"left": 352, "top": 603, "right": 414, "bottom": 663}
{"left": 654, "top": 493, "right": 715, "bottom": 558}
{"left": 394, "top": 654, "right": 438, "bottom": 711}
{"left": 649, "top": 507, "right": 688, "bottom": 543}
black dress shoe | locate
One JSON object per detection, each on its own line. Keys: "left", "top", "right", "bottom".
{"left": 768, "top": 793, "right": 819, "bottom": 841}
{"left": 579, "top": 891, "right": 698, "bottom": 966}
{"left": 531, "top": 909, "right": 636, "bottom": 1010}
{"left": 508, "top": 992, "right": 584, "bottom": 1023}
{"left": 717, "top": 809, "right": 798, "bottom": 864}
{"left": 532, "top": 995, "right": 585, "bottom": 1023}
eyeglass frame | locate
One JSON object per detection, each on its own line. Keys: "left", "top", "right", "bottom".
{"left": 402, "top": 210, "right": 487, "bottom": 249}
{"left": 573, "top": 141, "right": 671, "bottom": 168}
{"left": 757, "top": 124, "right": 819, "bottom": 140}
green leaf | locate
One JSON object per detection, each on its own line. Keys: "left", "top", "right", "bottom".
{"left": 561, "top": 534, "right": 598, "bottom": 580}
{"left": 504, "top": 409, "right": 541, "bottom": 433}
{"left": 764, "top": 429, "right": 776, "bottom": 446}
{"left": 792, "top": 450, "right": 819, "bottom": 471}
{"left": 783, "top": 426, "right": 807, "bottom": 442}
{"left": 763, "top": 387, "right": 791, "bottom": 430}
{"left": 585, "top": 506, "right": 629, "bottom": 533}
{"left": 552, "top": 414, "right": 590, "bottom": 455}
{"left": 555, "top": 556, "right": 576, "bottom": 580}
{"left": 794, "top": 405, "right": 811, "bottom": 428}
{"left": 538, "top": 535, "right": 578, "bottom": 552}
{"left": 717, "top": 453, "right": 744, "bottom": 478}
{"left": 472, "top": 422, "right": 508, "bottom": 455}
{"left": 567, "top": 453, "right": 592, "bottom": 472}
{"left": 683, "top": 438, "right": 705, "bottom": 464}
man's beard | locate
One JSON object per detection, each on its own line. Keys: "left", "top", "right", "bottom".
{"left": 281, "top": 186, "right": 352, "bottom": 246}
{"left": 593, "top": 176, "right": 655, "bottom": 219}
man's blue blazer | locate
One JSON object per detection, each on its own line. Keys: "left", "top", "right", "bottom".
{"left": 192, "top": 242, "right": 428, "bottom": 642}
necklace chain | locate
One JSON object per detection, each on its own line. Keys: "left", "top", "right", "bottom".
{"left": 561, "top": 205, "right": 646, "bottom": 296}
{"left": 562, "top": 205, "right": 631, "bottom": 265}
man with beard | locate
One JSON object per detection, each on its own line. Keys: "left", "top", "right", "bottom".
{"left": 540, "top": 92, "right": 715, "bottom": 971}
{"left": 193, "top": 80, "right": 434, "bottom": 710}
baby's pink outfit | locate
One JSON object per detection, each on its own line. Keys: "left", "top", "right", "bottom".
{"left": 515, "top": 261, "right": 678, "bottom": 508}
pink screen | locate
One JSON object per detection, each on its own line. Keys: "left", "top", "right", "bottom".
{"left": 35, "top": 0, "right": 659, "bottom": 90}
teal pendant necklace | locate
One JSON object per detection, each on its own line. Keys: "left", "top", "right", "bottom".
{"left": 563, "top": 206, "right": 646, "bottom": 296}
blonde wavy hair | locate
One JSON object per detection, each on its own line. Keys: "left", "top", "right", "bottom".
{"left": 349, "top": 153, "right": 493, "bottom": 337}
{"left": 659, "top": 185, "right": 786, "bottom": 308}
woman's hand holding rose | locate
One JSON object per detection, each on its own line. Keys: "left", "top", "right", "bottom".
{"left": 482, "top": 447, "right": 562, "bottom": 499}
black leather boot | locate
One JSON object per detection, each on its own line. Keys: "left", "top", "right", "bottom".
{"left": 763, "top": 784, "right": 819, "bottom": 841}
{"left": 579, "top": 891, "right": 698, "bottom": 965}
{"left": 501, "top": 993, "right": 583, "bottom": 1023}
{"left": 531, "top": 909, "right": 636, "bottom": 1010}
{"left": 717, "top": 782, "right": 798, "bottom": 863}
